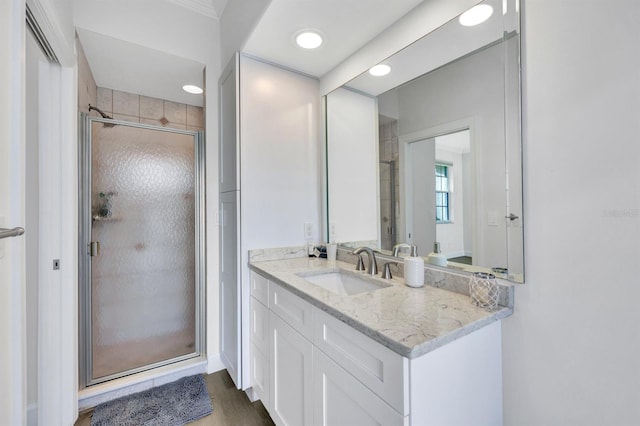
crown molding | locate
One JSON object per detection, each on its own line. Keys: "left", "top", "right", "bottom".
{"left": 168, "top": 0, "right": 220, "bottom": 19}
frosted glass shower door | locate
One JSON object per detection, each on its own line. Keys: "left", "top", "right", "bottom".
{"left": 87, "top": 120, "right": 201, "bottom": 383}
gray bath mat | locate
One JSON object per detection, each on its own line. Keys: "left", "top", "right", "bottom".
{"left": 91, "top": 374, "right": 212, "bottom": 426}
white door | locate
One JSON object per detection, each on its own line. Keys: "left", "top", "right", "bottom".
{"left": 220, "top": 190, "right": 241, "bottom": 386}
{"left": 0, "top": 2, "right": 27, "bottom": 424}
{"left": 408, "top": 139, "right": 436, "bottom": 253}
{"left": 269, "top": 312, "right": 313, "bottom": 426}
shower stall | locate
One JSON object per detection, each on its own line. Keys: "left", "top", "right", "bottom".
{"left": 79, "top": 114, "right": 205, "bottom": 387}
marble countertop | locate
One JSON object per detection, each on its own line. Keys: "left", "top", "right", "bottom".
{"left": 249, "top": 257, "right": 513, "bottom": 359}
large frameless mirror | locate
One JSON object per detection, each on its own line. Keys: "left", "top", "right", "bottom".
{"left": 325, "top": 0, "right": 524, "bottom": 282}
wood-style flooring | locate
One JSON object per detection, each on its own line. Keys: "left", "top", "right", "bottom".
{"left": 75, "top": 370, "right": 275, "bottom": 426}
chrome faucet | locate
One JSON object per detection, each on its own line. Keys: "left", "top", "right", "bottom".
{"left": 351, "top": 247, "right": 378, "bottom": 275}
{"left": 392, "top": 243, "right": 411, "bottom": 257}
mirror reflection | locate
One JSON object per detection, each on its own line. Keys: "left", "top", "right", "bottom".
{"left": 326, "top": 0, "right": 523, "bottom": 282}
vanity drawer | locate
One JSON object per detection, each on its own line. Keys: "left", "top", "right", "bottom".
{"left": 250, "top": 271, "right": 269, "bottom": 306}
{"left": 313, "top": 348, "right": 406, "bottom": 426}
{"left": 269, "top": 282, "right": 314, "bottom": 340}
{"left": 313, "top": 309, "right": 409, "bottom": 416}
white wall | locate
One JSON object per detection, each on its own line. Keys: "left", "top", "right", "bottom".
{"left": 326, "top": 88, "right": 379, "bottom": 244}
{"left": 219, "top": 0, "right": 271, "bottom": 68}
{"left": 395, "top": 41, "right": 506, "bottom": 268}
{"left": 239, "top": 55, "right": 322, "bottom": 385}
{"left": 27, "top": 0, "right": 75, "bottom": 65}
{"left": 240, "top": 55, "right": 322, "bottom": 251}
{"left": 503, "top": 1, "right": 640, "bottom": 424}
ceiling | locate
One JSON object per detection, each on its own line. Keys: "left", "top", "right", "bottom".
{"left": 75, "top": 0, "right": 435, "bottom": 106}
{"left": 243, "top": 0, "right": 425, "bottom": 78}
{"left": 76, "top": 28, "right": 206, "bottom": 107}
{"left": 345, "top": 0, "right": 503, "bottom": 96}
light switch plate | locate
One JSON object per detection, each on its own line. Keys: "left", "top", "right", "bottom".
{"left": 487, "top": 211, "right": 499, "bottom": 227}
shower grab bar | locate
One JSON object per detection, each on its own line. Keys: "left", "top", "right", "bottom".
{"left": 0, "top": 227, "right": 25, "bottom": 239}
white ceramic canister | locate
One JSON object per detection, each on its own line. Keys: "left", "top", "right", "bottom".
{"left": 404, "top": 245, "right": 425, "bottom": 287}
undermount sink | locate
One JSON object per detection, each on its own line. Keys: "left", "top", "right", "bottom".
{"left": 299, "top": 270, "right": 391, "bottom": 296}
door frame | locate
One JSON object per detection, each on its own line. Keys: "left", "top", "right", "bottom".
{"left": 399, "top": 116, "right": 479, "bottom": 262}
{"left": 78, "top": 115, "right": 206, "bottom": 387}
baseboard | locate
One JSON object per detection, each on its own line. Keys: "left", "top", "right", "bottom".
{"left": 27, "top": 403, "right": 37, "bottom": 426}
{"left": 245, "top": 387, "right": 259, "bottom": 403}
{"left": 206, "top": 353, "right": 225, "bottom": 374}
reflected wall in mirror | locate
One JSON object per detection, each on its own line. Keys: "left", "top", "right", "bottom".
{"left": 326, "top": 0, "right": 524, "bottom": 282}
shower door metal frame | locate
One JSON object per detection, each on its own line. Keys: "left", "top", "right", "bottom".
{"left": 78, "top": 113, "right": 206, "bottom": 387}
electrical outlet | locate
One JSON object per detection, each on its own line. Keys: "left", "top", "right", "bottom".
{"left": 329, "top": 222, "right": 337, "bottom": 242}
{"left": 487, "top": 211, "right": 499, "bottom": 227}
{"left": 304, "top": 222, "right": 313, "bottom": 240}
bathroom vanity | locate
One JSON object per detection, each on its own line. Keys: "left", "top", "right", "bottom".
{"left": 248, "top": 254, "right": 512, "bottom": 426}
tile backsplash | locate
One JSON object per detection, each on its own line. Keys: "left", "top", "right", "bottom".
{"left": 97, "top": 87, "right": 204, "bottom": 131}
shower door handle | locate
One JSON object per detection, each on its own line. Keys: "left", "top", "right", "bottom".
{"left": 0, "top": 227, "right": 25, "bottom": 239}
{"left": 89, "top": 241, "right": 100, "bottom": 257}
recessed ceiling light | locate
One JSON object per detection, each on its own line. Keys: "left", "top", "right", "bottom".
{"left": 369, "top": 64, "right": 391, "bottom": 77}
{"left": 459, "top": 4, "right": 493, "bottom": 26}
{"left": 182, "top": 84, "right": 203, "bottom": 94}
{"left": 295, "top": 31, "right": 323, "bottom": 49}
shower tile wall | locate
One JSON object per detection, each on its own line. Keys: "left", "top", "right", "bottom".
{"left": 379, "top": 118, "right": 400, "bottom": 251}
{"left": 77, "top": 36, "right": 97, "bottom": 115}
{"left": 96, "top": 87, "right": 204, "bottom": 132}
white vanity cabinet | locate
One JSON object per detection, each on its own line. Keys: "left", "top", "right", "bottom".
{"left": 249, "top": 270, "right": 504, "bottom": 426}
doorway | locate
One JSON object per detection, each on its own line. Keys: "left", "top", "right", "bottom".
{"left": 79, "top": 115, "right": 205, "bottom": 386}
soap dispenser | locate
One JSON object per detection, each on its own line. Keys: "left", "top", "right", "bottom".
{"left": 404, "top": 245, "right": 425, "bottom": 288}
{"left": 427, "top": 242, "right": 448, "bottom": 267}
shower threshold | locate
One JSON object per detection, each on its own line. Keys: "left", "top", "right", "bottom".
{"left": 78, "top": 356, "right": 207, "bottom": 410}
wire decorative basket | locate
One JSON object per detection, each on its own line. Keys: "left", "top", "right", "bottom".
{"left": 469, "top": 272, "right": 499, "bottom": 311}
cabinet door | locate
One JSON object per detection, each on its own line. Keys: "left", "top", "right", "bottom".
{"left": 314, "top": 349, "right": 406, "bottom": 426}
{"left": 220, "top": 190, "right": 241, "bottom": 387}
{"left": 251, "top": 343, "right": 269, "bottom": 410}
{"left": 250, "top": 297, "right": 270, "bottom": 407}
{"left": 219, "top": 53, "right": 239, "bottom": 192}
{"left": 270, "top": 312, "right": 313, "bottom": 426}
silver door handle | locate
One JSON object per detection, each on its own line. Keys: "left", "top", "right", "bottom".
{"left": 0, "top": 227, "right": 25, "bottom": 239}
{"left": 89, "top": 241, "right": 100, "bottom": 257}
{"left": 505, "top": 213, "right": 519, "bottom": 221}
